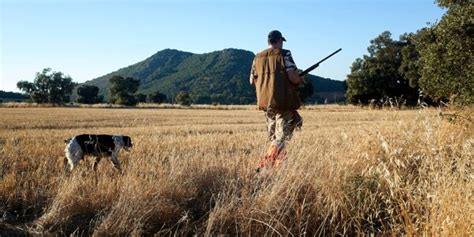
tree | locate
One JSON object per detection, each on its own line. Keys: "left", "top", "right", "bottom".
{"left": 135, "top": 93, "right": 147, "bottom": 103}
{"left": 175, "top": 91, "right": 191, "bottom": 106}
{"left": 109, "top": 76, "right": 140, "bottom": 106}
{"left": 399, "top": 33, "right": 421, "bottom": 89}
{"left": 148, "top": 90, "right": 167, "bottom": 103}
{"left": 17, "top": 68, "right": 76, "bottom": 104}
{"left": 345, "top": 31, "right": 419, "bottom": 106}
{"left": 77, "top": 85, "right": 102, "bottom": 104}
{"left": 437, "top": 0, "right": 471, "bottom": 8}
{"left": 416, "top": 0, "right": 473, "bottom": 104}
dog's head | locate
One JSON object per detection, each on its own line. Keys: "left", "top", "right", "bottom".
{"left": 122, "top": 136, "right": 133, "bottom": 151}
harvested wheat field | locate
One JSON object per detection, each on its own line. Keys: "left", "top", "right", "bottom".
{"left": 0, "top": 105, "right": 472, "bottom": 236}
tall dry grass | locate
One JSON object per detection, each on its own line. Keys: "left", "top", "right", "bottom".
{"left": 0, "top": 106, "right": 472, "bottom": 235}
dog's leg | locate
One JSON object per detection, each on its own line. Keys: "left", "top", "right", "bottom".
{"left": 92, "top": 157, "right": 101, "bottom": 171}
{"left": 110, "top": 153, "right": 121, "bottom": 171}
{"left": 69, "top": 153, "right": 83, "bottom": 171}
{"left": 64, "top": 152, "right": 76, "bottom": 172}
{"left": 65, "top": 138, "right": 83, "bottom": 171}
{"left": 111, "top": 158, "right": 121, "bottom": 171}
{"left": 63, "top": 157, "right": 69, "bottom": 173}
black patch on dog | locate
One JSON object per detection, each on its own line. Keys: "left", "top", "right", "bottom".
{"left": 74, "top": 134, "right": 131, "bottom": 156}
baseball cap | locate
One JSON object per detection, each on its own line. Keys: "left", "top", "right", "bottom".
{"left": 268, "top": 30, "right": 287, "bottom": 42}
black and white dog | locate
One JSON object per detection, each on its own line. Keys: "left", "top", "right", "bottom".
{"left": 64, "top": 134, "right": 132, "bottom": 171}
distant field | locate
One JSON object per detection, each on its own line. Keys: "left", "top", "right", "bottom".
{"left": 0, "top": 106, "right": 472, "bottom": 235}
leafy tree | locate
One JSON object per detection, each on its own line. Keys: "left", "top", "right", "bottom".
{"left": 399, "top": 33, "right": 421, "bottom": 89}
{"left": 109, "top": 76, "right": 140, "bottom": 106}
{"left": 77, "top": 85, "right": 102, "bottom": 104}
{"left": 135, "top": 93, "right": 147, "bottom": 103}
{"left": 437, "top": 0, "right": 471, "bottom": 8}
{"left": 17, "top": 81, "right": 43, "bottom": 102}
{"left": 175, "top": 91, "right": 191, "bottom": 106}
{"left": 148, "top": 90, "right": 167, "bottom": 103}
{"left": 416, "top": 0, "right": 473, "bottom": 104}
{"left": 346, "top": 0, "right": 473, "bottom": 106}
{"left": 345, "top": 31, "right": 419, "bottom": 105}
{"left": 17, "top": 68, "right": 76, "bottom": 104}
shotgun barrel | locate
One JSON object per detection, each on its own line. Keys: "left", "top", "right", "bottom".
{"left": 299, "top": 48, "right": 342, "bottom": 77}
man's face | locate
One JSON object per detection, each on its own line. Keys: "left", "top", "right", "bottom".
{"left": 278, "top": 39, "right": 284, "bottom": 48}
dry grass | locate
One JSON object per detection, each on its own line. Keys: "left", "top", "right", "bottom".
{"left": 0, "top": 106, "right": 472, "bottom": 236}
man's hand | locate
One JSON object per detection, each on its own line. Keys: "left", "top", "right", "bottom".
{"left": 297, "top": 69, "right": 306, "bottom": 84}
{"left": 288, "top": 69, "right": 303, "bottom": 85}
{"left": 250, "top": 58, "right": 257, "bottom": 86}
{"left": 250, "top": 75, "right": 257, "bottom": 86}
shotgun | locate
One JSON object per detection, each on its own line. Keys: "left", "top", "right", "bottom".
{"left": 299, "top": 48, "right": 342, "bottom": 77}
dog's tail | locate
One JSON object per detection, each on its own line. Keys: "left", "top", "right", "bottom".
{"left": 64, "top": 138, "right": 72, "bottom": 143}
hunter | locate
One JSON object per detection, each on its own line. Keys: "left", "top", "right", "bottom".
{"left": 250, "top": 30, "right": 303, "bottom": 172}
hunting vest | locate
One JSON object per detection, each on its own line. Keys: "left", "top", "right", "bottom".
{"left": 254, "top": 48, "right": 301, "bottom": 111}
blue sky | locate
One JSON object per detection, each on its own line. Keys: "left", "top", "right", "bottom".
{"left": 1, "top": 0, "right": 445, "bottom": 92}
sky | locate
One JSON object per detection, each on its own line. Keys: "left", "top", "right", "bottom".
{"left": 1, "top": 0, "right": 445, "bottom": 92}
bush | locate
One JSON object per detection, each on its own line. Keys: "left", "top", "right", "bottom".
{"left": 109, "top": 76, "right": 140, "bottom": 105}
{"left": 175, "top": 91, "right": 191, "bottom": 106}
{"left": 77, "top": 85, "right": 102, "bottom": 104}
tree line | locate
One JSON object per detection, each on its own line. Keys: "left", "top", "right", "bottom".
{"left": 345, "top": 0, "right": 473, "bottom": 106}
{"left": 17, "top": 71, "right": 173, "bottom": 106}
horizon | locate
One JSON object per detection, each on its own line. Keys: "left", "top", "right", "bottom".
{"left": 1, "top": 0, "right": 445, "bottom": 92}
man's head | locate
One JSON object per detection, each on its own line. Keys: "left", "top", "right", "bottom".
{"left": 268, "top": 30, "right": 286, "bottom": 48}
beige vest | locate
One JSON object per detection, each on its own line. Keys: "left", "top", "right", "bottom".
{"left": 254, "top": 48, "right": 301, "bottom": 111}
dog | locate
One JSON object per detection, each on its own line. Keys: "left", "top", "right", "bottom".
{"left": 64, "top": 134, "right": 132, "bottom": 171}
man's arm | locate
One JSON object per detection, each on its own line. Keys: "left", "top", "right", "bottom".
{"left": 284, "top": 50, "right": 303, "bottom": 85}
{"left": 250, "top": 74, "right": 257, "bottom": 86}
{"left": 249, "top": 58, "right": 257, "bottom": 85}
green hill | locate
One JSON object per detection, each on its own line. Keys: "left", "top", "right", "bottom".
{"left": 0, "top": 90, "right": 28, "bottom": 102}
{"left": 83, "top": 48, "right": 345, "bottom": 104}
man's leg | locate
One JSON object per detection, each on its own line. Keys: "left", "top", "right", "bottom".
{"left": 271, "top": 110, "right": 301, "bottom": 168}
{"left": 274, "top": 110, "right": 297, "bottom": 144}
{"left": 257, "top": 110, "right": 302, "bottom": 172}
{"left": 265, "top": 110, "right": 276, "bottom": 142}
{"left": 256, "top": 110, "right": 277, "bottom": 172}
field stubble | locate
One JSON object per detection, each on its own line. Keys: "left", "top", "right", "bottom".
{"left": 0, "top": 105, "right": 472, "bottom": 236}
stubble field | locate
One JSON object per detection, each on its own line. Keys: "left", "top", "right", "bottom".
{"left": 0, "top": 105, "right": 472, "bottom": 236}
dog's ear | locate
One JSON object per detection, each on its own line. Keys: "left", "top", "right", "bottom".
{"left": 124, "top": 136, "right": 132, "bottom": 147}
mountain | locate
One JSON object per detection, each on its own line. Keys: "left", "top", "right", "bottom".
{"left": 82, "top": 48, "right": 345, "bottom": 104}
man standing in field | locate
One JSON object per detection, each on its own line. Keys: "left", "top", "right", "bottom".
{"left": 250, "top": 30, "right": 304, "bottom": 172}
